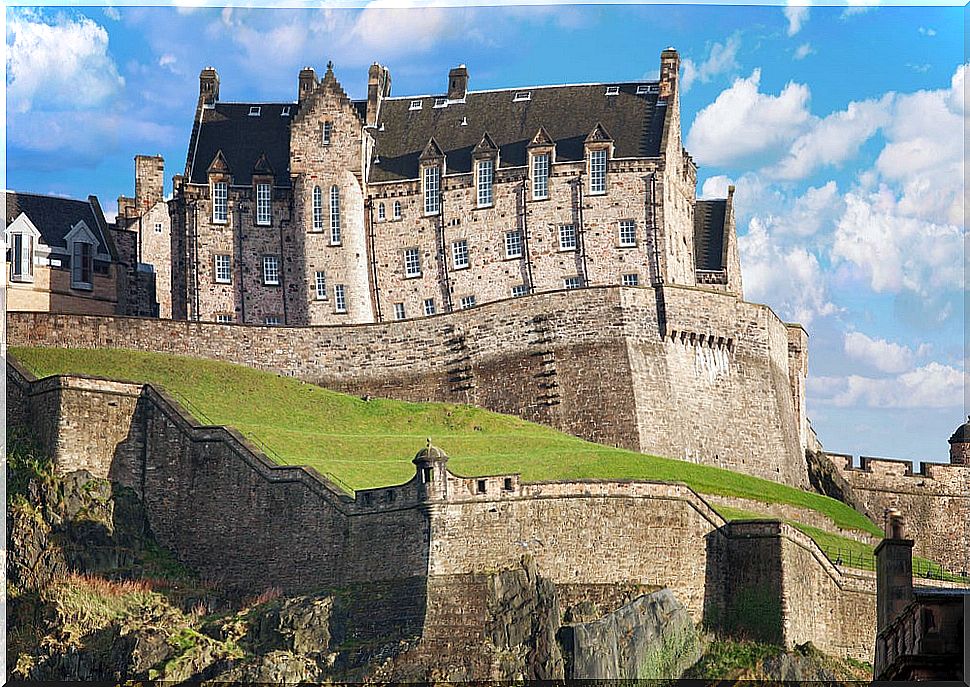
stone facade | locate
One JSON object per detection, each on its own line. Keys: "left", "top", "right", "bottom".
{"left": 7, "top": 280, "right": 809, "bottom": 486}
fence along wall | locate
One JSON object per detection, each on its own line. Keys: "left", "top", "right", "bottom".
{"left": 7, "top": 360, "right": 873, "bottom": 659}
{"left": 6, "top": 284, "right": 808, "bottom": 487}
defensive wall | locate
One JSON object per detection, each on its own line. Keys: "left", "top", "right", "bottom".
{"left": 8, "top": 359, "right": 873, "bottom": 659}
{"left": 825, "top": 452, "right": 970, "bottom": 574}
{"left": 6, "top": 283, "right": 809, "bottom": 488}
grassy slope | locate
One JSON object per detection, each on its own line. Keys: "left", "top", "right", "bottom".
{"left": 13, "top": 346, "right": 880, "bottom": 537}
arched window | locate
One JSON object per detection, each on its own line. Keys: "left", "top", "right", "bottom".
{"left": 312, "top": 186, "right": 323, "bottom": 231}
{"left": 393, "top": 200, "right": 402, "bottom": 219}
{"left": 377, "top": 202, "right": 386, "bottom": 221}
{"left": 329, "top": 185, "right": 341, "bottom": 244}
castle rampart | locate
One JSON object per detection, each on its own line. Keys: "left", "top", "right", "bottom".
{"left": 7, "top": 359, "right": 874, "bottom": 659}
{"left": 6, "top": 283, "right": 809, "bottom": 487}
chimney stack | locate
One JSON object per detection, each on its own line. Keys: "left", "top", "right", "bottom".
{"left": 199, "top": 67, "right": 219, "bottom": 106}
{"left": 875, "top": 509, "right": 914, "bottom": 633}
{"left": 135, "top": 155, "right": 165, "bottom": 212}
{"left": 447, "top": 64, "right": 469, "bottom": 101}
{"left": 366, "top": 63, "right": 391, "bottom": 127}
{"left": 299, "top": 66, "right": 317, "bottom": 103}
{"left": 659, "top": 48, "right": 679, "bottom": 99}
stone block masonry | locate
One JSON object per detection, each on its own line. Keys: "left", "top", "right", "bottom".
{"left": 8, "top": 360, "right": 875, "bottom": 659}
{"left": 7, "top": 283, "right": 808, "bottom": 487}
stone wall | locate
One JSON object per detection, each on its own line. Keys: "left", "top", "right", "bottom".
{"left": 6, "top": 283, "right": 808, "bottom": 487}
{"left": 827, "top": 452, "right": 970, "bottom": 574}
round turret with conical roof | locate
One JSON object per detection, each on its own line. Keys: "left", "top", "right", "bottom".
{"left": 413, "top": 438, "right": 450, "bottom": 501}
{"left": 948, "top": 416, "right": 970, "bottom": 465}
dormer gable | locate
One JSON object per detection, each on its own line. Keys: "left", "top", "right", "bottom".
{"left": 419, "top": 137, "right": 445, "bottom": 163}
{"left": 252, "top": 152, "right": 275, "bottom": 178}
{"left": 528, "top": 126, "right": 555, "bottom": 149}
{"left": 472, "top": 132, "right": 499, "bottom": 159}
{"left": 64, "top": 219, "right": 109, "bottom": 259}
{"left": 207, "top": 149, "right": 231, "bottom": 178}
{"left": 585, "top": 122, "right": 614, "bottom": 144}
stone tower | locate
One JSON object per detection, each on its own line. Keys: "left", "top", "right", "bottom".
{"left": 947, "top": 416, "right": 970, "bottom": 465}
{"left": 875, "top": 509, "right": 914, "bottom": 633}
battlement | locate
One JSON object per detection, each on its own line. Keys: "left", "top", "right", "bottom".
{"left": 827, "top": 452, "right": 969, "bottom": 481}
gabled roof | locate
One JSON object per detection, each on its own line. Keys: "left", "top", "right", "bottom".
{"left": 585, "top": 122, "right": 613, "bottom": 143}
{"left": 368, "top": 82, "right": 664, "bottom": 183}
{"left": 5, "top": 191, "right": 112, "bottom": 258}
{"left": 419, "top": 137, "right": 445, "bottom": 161}
{"left": 472, "top": 131, "right": 498, "bottom": 156}
{"left": 693, "top": 199, "right": 728, "bottom": 272}
{"left": 188, "top": 102, "right": 298, "bottom": 187}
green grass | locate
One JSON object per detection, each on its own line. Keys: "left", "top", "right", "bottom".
{"left": 13, "top": 346, "right": 881, "bottom": 537}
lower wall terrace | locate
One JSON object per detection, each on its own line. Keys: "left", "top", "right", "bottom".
{"left": 8, "top": 360, "right": 871, "bottom": 658}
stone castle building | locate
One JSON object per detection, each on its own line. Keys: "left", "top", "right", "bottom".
{"left": 169, "top": 48, "right": 741, "bottom": 325}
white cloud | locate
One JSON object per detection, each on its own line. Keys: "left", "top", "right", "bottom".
{"left": 831, "top": 363, "right": 963, "bottom": 408}
{"left": 842, "top": 0, "right": 880, "bottom": 18}
{"left": 158, "top": 53, "right": 177, "bottom": 70}
{"left": 686, "top": 69, "right": 812, "bottom": 167}
{"left": 6, "top": 10, "right": 125, "bottom": 113}
{"left": 680, "top": 33, "right": 741, "bottom": 93}
{"left": 918, "top": 27, "right": 936, "bottom": 37}
{"left": 844, "top": 331, "right": 924, "bottom": 374}
{"left": 699, "top": 175, "right": 733, "bottom": 200}
{"left": 793, "top": 43, "right": 814, "bottom": 60}
{"left": 784, "top": 4, "right": 809, "bottom": 36}
{"left": 103, "top": 6, "right": 121, "bottom": 21}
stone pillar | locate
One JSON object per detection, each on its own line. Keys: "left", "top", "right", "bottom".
{"left": 875, "top": 509, "right": 914, "bottom": 633}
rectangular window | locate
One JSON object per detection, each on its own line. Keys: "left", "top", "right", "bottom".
{"left": 564, "top": 276, "right": 583, "bottom": 290}
{"left": 512, "top": 284, "right": 529, "bottom": 298}
{"left": 249, "top": 106, "right": 261, "bottom": 116}
{"left": 532, "top": 153, "right": 550, "bottom": 200}
{"left": 622, "top": 273, "right": 640, "bottom": 286}
{"left": 10, "top": 233, "right": 33, "bottom": 281}
{"left": 423, "top": 165, "right": 440, "bottom": 215}
{"left": 330, "top": 186, "right": 341, "bottom": 245}
{"left": 505, "top": 230, "right": 523, "bottom": 259}
{"left": 312, "top": 186, "right": 324, "bottom": 231}
{"left": 72, "top": 242, "right": 93, "bottom": 288}
{"left": 212, "top": 181, "right": 228, "bottom": 223}
{"left": 513, "top": 91, "right": 531, "bottom": 102}
{"left": 393, "top": 303, "right": 406, "bottom": 320}
{"left": 605, "top": 86, "right": 620, "bottom": 96}
{"left": 393, "top": 201, "right": 402, "bottom": 219}
{"left": 154, "top": 222, "right": 163, "bottom": 234}
{"left": 589, "top": 148, "right": 607, "bottom": 195}
{"left": 558, "top": 224, "right": 577, "bottom": 251}
{"left": 216, "top": 314, "right": 233, "bottom": 324}
{"left": 322, "top": 121, "right": 332, "bottom": 145}
{"left": 477, "top": 158, "right": 493, "bottom": 207}
{"left": 452, "top": 239, "right": 469, "bottom": 269}
{"left": 409, "top": 99, "right": 423, "bottom": 110}
{"left": 619, "top": 219, "right": 637, "bottom": 247}
{"left": 459, "top": 295, "right": 476, "bottom": 309}
{"left": 262, "top": 255, "right": 280, "bottom": 285}
{"left": 404, "top": 247, "right": 422, "bottom": 278}
{"left": 314, "top": 270, "right": 327, "bottom": 300}
{"left": 334, "top": 284, "right": 347, "bottom": 313}
{"left": 256, "top": 183, "right": 272, "bottom": 225}
{"left": 423, "top": 298, "right": 436, "bottom": 316}
{"left": 264, "top": 315, "right": 281, "bottom": 325}
{"left": 214, "top": 254, "right": 232, "bottom": 284}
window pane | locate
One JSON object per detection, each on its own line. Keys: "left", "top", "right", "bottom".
{"left": 312, "top": 186, "right": 323, "bottom": 231}
{"left": 330, "top": 186, "right": 341, "bottom": 244}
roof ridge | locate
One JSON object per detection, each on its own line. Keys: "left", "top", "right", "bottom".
{"left": 6, "top": 190, "right": 90, "bottom": 203}
{"left": 383, "top": 80, "right": 661, "bottom": 101}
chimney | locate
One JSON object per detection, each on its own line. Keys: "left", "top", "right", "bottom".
{"left": 366, "top": 63, "right": 391, "bottom": 127}
{"left": 875, "top": 509, "right": 914, "bottom": 633}
{"left": 447, "top": 64, "right": 468, "bottom": 101}
{"left": 199, "top": 67, "right": 219, "bottom": 106}
{"left": 299, "top": 67, "right": 317, "bottom": 103}
{"left": 135, "top": 155, "right": 165, "bottom": 212}
{"left": 659, "top": 48, "right": 679, "bottom": 99}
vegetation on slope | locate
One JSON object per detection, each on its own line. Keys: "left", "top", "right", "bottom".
{"left": 13, "top": 346, "right": 880, "bottom": 538}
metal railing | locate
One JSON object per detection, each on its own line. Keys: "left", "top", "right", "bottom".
{"left": 823, "top": 544, "right": 970, "bottom": 583}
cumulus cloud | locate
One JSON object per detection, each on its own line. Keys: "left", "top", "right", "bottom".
{"left": 784, "top": 4, "right": 809, "bottom": 36}
{"left": 843, "top": 331, "right": 928, "bottom": 374}
{"left": 6, "top": 10, "right": 125, "bottom": 113}
{"left": 680, "top": 34, "right": 741, "bottom": 93}
{"left": 794, "top": 43, "right": 814, "bottom": 60}
{"left": 918, "top": 27, "right": 936, "bottom": 37}
{"left": 831, "top": 363, "right": 963, "bottom": 408}
{"left": 686, "top": 69, "right": 812, "bottom": 167}
{"left": 103, "top": 6, "right": 121, "bottom": 21}
{"left": 842, "top": 0, "right": 880, "bottom": 18}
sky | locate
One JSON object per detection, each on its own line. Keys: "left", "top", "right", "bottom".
{"left": 5, "top": 2, "right": 967, "bottom": 465}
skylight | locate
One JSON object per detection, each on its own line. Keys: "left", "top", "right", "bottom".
{"left": 409, "top": 100, "right": 423, "bottom": 111}
{"left": 281, "top": 106, "right": 291, "bottom": 116}
{"left": 605, "top": 86, "right": 620, "bottom": 96}
{"left": 249, "top": 106, "right": 261, "bottom": 116}
{"left": 433, "top": 98, "right": 448, "bottom": 108}
{"left": 513, "top": 91, "right": 532, "bottom": 102}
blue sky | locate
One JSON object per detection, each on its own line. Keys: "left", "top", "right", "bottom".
{"left": 6, "top": 2, "right": 966, "bottom": 465}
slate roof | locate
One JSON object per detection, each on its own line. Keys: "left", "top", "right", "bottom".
{"left": 5, "top": 191, "right": 112, "bottom": 257}
{"left": 693, "top": 199, "right": 728, "bottom": 272}
{"left": 188, "top": 103, "right": 299, "bottom": 186}
{"left": 368, "top": 83, "right": 665, "bottom": 183}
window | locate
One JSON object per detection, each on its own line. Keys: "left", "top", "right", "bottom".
{"left": 622, "top": 273, "right": 640, "bottom": 286}
{"left": 512, "top": 284, "right": 529, "bottom": 298}
{"left": 314, "top": 270, "right": 327, "bottom": 300}
{"left": 452, "top": 239, "right": 469, "bottom": 269}
{"left": 424, "top": 298, "right": 436, "bottom": 316}
{"left": 281, "top": 106, "right": 291, "bottom": 116}
{"left": 322, "top": 121, "right": 332, "bottom": 145}
{"left": 532, "top": 153, "right": 550, "bottom": 200}
{"left": 423, "top": 165, "right": 440, "bottom": 215}
{"left": 505, "top": 230, "right": 523, "bottom": 259}
{"left": 249, "top": 106, "right": 261, "bottom": 116}
{"left": 619, "top": 219, "right": 637, "bottom": 247}
{"left": 212, "top": 181, "right": 228, "bottom": 223}
{"left": 216, "top": 314, "right": 233, "bottom": 324}
{"left": 329, "top": 185, "right": 341, "bottom": 244}
{"left": 262, "top": 255, "right": 280, "bottom": 285}
{"left": 264, "top": 315, "right": 281, "bottom": 325}
{"left": 154, "top": 222, "right": 163, "bottom": 234}
{"left": 72, "top": 241, "right": 94, "bottom": 289}
{"left": 256, "top": 183, "right": 272, "bottom": 225}
{"left": 559, "top": 224, "right": 577, "bottom": 251}
{"left": 588, "top": 148, "right": 607, "bottom": 195}
{"left": 393, "top": 200, "right": 402, "bottom": 219}
{"left": 476, "top": 479, "right": 486, "bottom": 494}
{"left": 564, "top": 276, "right": 583, "bottom": 290}
{"left": 393, "top": 303, "right": 406, "bottom": 320}
{"left": 604, "top": 86, "right": 620, "bottom": 96}
{"left": 636, "top": 84, "right": 651, "bottom": 94}
{"left": 460, "top": 295, "right": 476, "bottom": 309}
{"left": 477, "top": 158, "right": 493, "bottom": 207}
{"left": 404, "top": 247, "right": 422, "bottom": 277}
{"left": 433, "top": 98, "right": 448, "bottom": 108}
{"left": 9, "top": 233, "right": 33, "bottom": 281}
{"left": 312, "top": 186, "right": 323, "bottom": 231}
{"left": 377, "top": 202, "right": 386, "bottom": 221}
{"left": 334, "top": 284, "right": 347, "bottom": 313}
{"left": 513, "top": 91, "right": 532, "bottom": 102}
{"left": 409, "top": 99, "right": 423, "bottom": 110}
{"left": 214, "top": 254, "right": 232, "bottom": 284}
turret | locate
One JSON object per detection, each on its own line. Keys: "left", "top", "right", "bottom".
{"left": 947, "top": 416, "right": 970, "bottom": 465}
{"left": 412, "top": 439, "right": 449, "bottom": 502}
{"left": 199, "top": 67, "right": 219, "bottom": 106}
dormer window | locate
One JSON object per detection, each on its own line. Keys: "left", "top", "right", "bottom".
{"left": 588, "top": 148, "right": 607, "bottom": 195}
{"left": 281, "top": 106, "right": 291, "bottom": 116}
{"left": 423, "top": 165, "right": 441, "bottom": 215}
{"left": 255, "top": 183, "right": 272, "bottom": 225}
{"left": 322, "top": 121, "right": 332, "bottom": 145}
{"left": 249, "top": 106, "right": 261, "bottom": 116}
{"left": 433, "top": 98, "right": 447, "bottom": 108}
{"left": 531, "top": 152, "right": 550, "bottom": 200}
{"left": 513, "top": 91, "right": 532, "bottom": 102}
{"left": 71, "top": 240, "right": 94, "bottom": 290}
{"left": 409, "top": 99, "right": 423, "bottom": 111}
{"left": 636, "top": 85, "right": 650, "bottom": 94}
{"left": 604, "top": 86, "right": 620, "bottom": 96}
{"left": 8, "top": 231, "right": 34, "bottom": 282}
{"left": 476, "top": 158, "right": 494, "bottom": 208}
{"left": 212, "top": 181, "right": 228, "bottom": 223}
